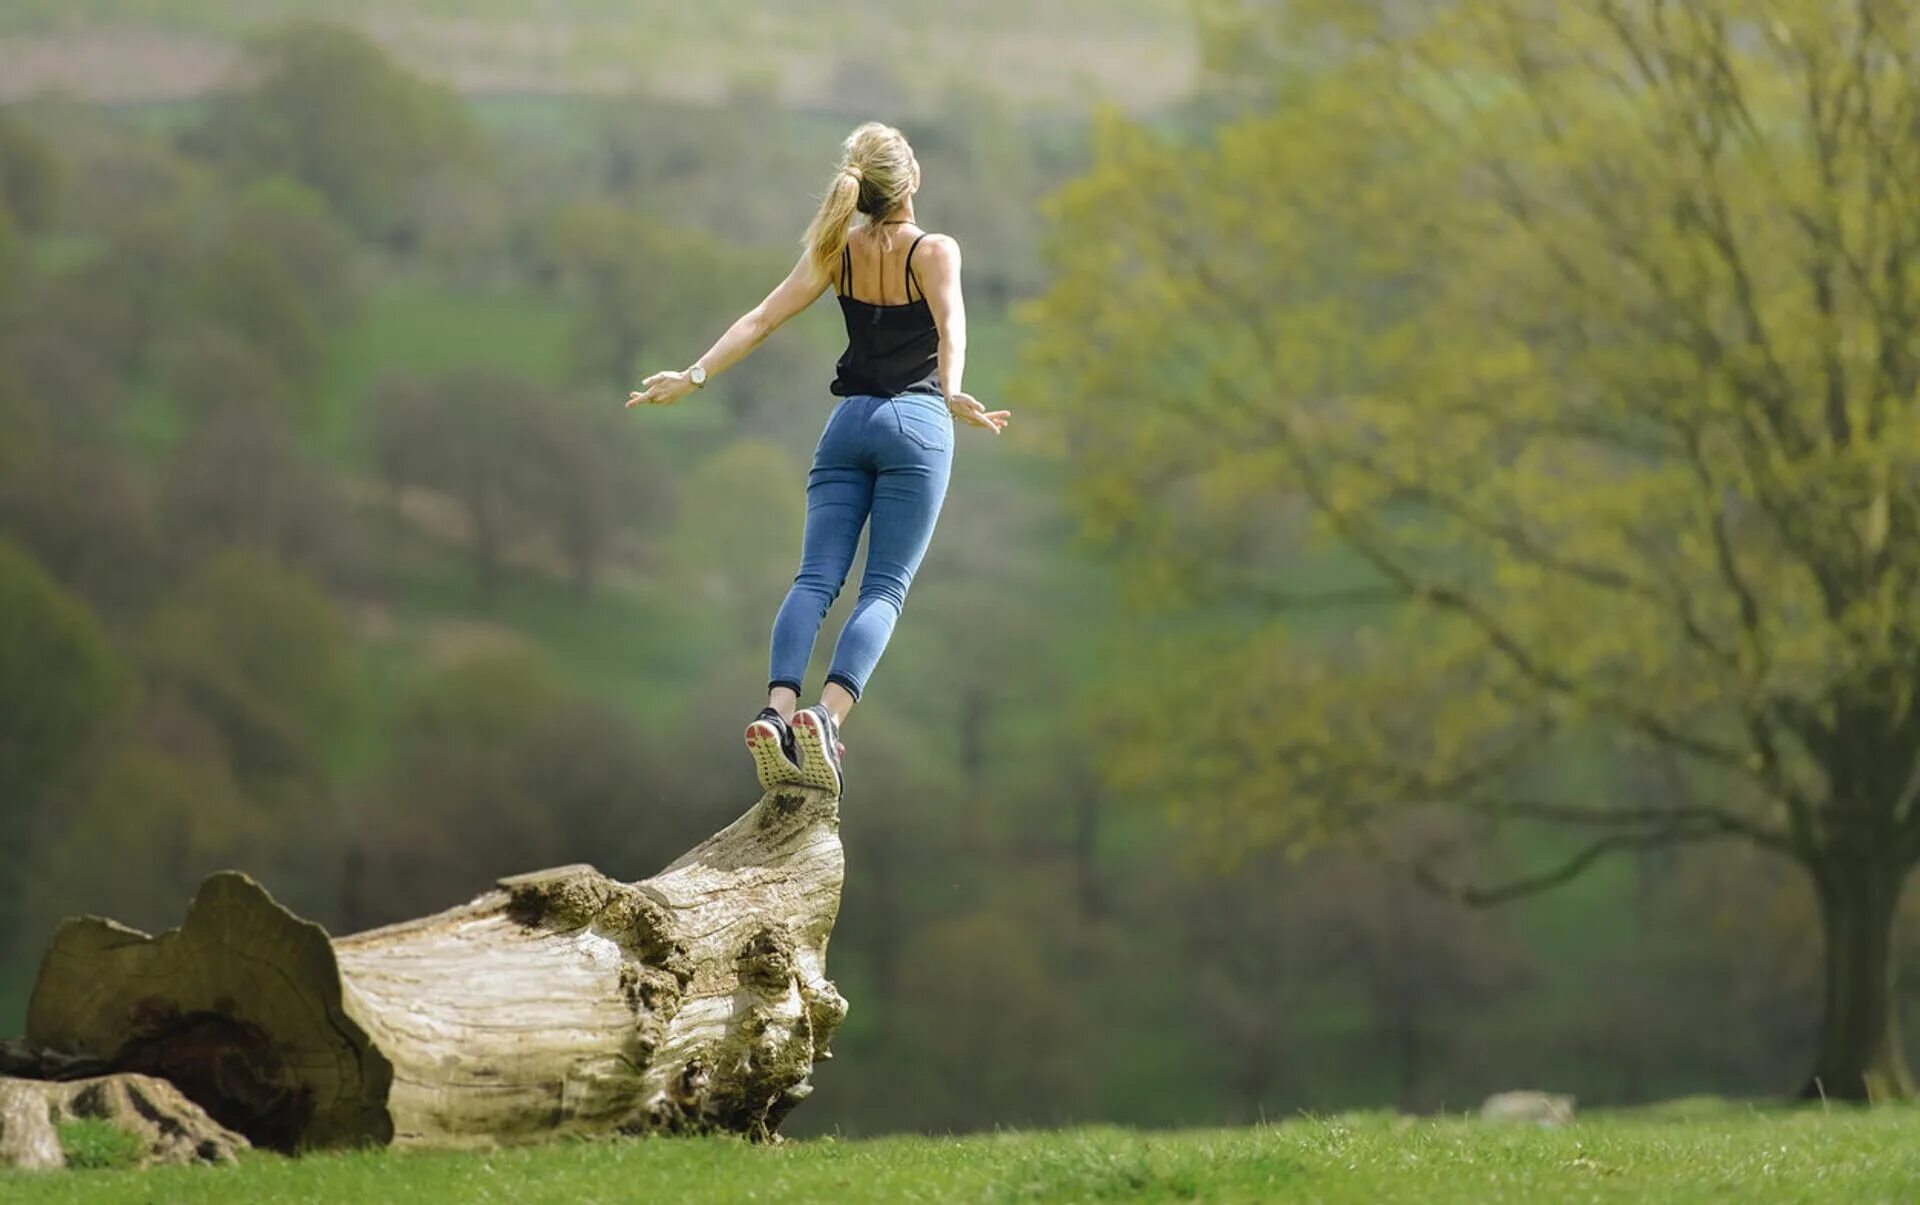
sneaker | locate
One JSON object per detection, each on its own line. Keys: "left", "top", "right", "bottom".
{"left": 745, "top": 707, "right": 802, "bottom": 791}
{"left": 789, "top": 704, "right": 846, "bottom": 796}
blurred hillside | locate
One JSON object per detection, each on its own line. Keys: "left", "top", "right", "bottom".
{"left": 0, "top": 0, "right": 1196, "bottom": 110}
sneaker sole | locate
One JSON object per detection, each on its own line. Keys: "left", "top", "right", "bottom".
{"left": 745, "top": 719, "right": 803, "bottom": 792}
{"left": 789, "top": 710, "right": 843, "bottom": 796}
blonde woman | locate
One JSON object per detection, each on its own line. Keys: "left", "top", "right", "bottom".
{"left": 628, "top": 122, "right": 1010, "bottom": 796}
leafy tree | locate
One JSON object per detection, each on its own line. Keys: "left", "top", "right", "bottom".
{"left": 346, "top": 649, "right": 668, "bottom": 927}
{"left": 151, "top": 322, "right": 301, "bottom": 423}
{"left": 5, "top": 326, "right": 127, "bottom": 446}
{"left": 23, "top": 203, "right": 200, "bottom": 383}
{"left": 375, "top": 368, "right": 670, "bottom": 601}
{"left": 142, "top": 550, "right": 353, "bottom": 788}
{"left": 370, "top": 369, "right": 533, "bottom": 603}
{"left": 225, "top": 176, "right": 361, "bottom": 325}
{"left": 191, "top": 239, "right": 328, "bottom": 401}
{"left": 0, "top": 114, "right": 63, "bottom": 234}
{"left": 593, "top": 90, "right": 819, "bottom": 243}
{"left": 185, "top": 21, "right": 484, "bottom": 246}
{"left": 0, "top": 449, "right": 164, "bottom": 618}
{"left": 518, "top": 393, "right": 673, "bottom": 599}
{"left": 21, "top": 726, "right": 264, "bottom": 946}
{"left": 0, "top": 540, "right": 125, "bottom": 959}
{"left": 544, "top": 203, "right": 746, "bottom": 384}
{"left": 0, "top": 203, "right": 16, "bottom": 305}
{"left": 161, "top": 404, "right": 344, "bottom": 572}
{"left": 1024, "top": 0, "right": 1920, "bottom": 1099}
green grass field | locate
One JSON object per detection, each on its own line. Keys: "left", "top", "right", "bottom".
{"left": 5, "top": 1107, "right": 1916, "bottom": 1203}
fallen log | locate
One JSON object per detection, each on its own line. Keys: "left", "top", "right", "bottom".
{"left": 9, "top": 783, "right": 846, "bottom": 1153}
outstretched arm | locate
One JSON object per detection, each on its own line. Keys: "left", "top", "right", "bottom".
{"left": 918, "top": 235, "right": 1009, "bottom": 434}
{"left": 627, "top": 249, "right": 831, "bottom": 408}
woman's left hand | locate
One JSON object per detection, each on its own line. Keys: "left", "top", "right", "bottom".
{"left": 627, "top": 371, "right": 697, "bottom": 408}
{"left": 946, "top": 391, "right": 1010, "bottom": 434}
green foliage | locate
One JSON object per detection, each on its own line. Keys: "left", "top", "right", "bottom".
{"left": 0, "top": 538, "right": 124, "bottom": 959}
{"left": 1026, "top": 0, "right": 1920, "bottom": 1096}
{"left": 143, "top": 550, "right": 353, "bottom": 782}
{"left": 192, "top": 240, "right": 327, "bottom": 399}
{"left": 0, "top": 114, "right": 64, "bottom": 234}
{"left": 1028, "top": 0, "right": 1920, "bottom": 890}
{"left": 0, "top": 538, "right": 124, "bottom": 802}
{"left": 226, "top": 176, "right": 361, "bottom": 325}
{"left": 22, "top": 729, "right": 266, "bottom": 942}
{"left": 544, "top": 203, "right": 752, "bottom": 385}
{"left": 186, "top": 21, "right": 485, "bottom": 244}
{"left": 346, "top": 647, "right": 677, "bottom": 925}
{"left": 370, "top": 369, "right": 667, "bottom": 601}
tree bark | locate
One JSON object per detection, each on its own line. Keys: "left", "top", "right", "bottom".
{"left": 1800, "top": 860, "right": 1915, "bottom": 1101}
{"left": 10, "top": 784, "right": 847, "bottom": 1151}
{"left": 0, "top": 1072, "right": 250, "bottom": 1169}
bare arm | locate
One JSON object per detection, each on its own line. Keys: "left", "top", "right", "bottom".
{"left": 917, "top": 234, "right": 968, "bottom": 400}
{"left": 627, "top": 249, "right": 830, "bottom": 408}
{"left": 918, "top": 235, "right": 1009, "bottom": 434}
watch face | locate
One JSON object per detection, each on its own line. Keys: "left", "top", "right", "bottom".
{"left": 690, "top": 365, "right": 707, "bottom": 385}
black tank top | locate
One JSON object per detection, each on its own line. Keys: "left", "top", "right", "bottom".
{"left": 829, "top": 231, "right": 942, "bottom": 400}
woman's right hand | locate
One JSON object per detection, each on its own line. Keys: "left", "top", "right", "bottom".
{"left": 627, "top": 371, "right": 697, "bottom": 409}
{"left": 946, "top": 392, "right": 1010, "bottom": 434}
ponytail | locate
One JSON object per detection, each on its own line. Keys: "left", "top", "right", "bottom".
{"left": 805, "top": 166, "right": 863, "bottom": 280}
{"left": 803, "top": 122, "right": 915, "bottom": 280}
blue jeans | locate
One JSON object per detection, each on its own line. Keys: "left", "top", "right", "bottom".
{"left": 769, "top": 392, "right": 955, "bottom": 702}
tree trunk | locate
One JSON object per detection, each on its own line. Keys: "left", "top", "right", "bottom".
{"left": 1801, "top": 860, "right": 1915, "bottom": 1101}
{"left": 10, "top": 784, "right": 847, "bottom": 1150}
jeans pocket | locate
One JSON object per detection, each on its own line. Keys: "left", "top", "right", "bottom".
{"left": 895, "top": 400, "right": 953, "bottom": 452}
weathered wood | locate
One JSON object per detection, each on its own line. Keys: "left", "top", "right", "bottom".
{"left": 15, "top": 784, "right": 847, "bottom": 1151}
{"left": 0, "top": 1073, "right": 249, "bottom": 1169}
{"left": 0, "top": 1079, "right": 63, "bottom": 1171}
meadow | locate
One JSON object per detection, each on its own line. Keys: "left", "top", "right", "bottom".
{"left": 6, "top": 1105, "right": 1917, "bottom": 1203}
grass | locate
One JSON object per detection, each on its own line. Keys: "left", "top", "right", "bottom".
{"left": 5, "top": 1107, "right": 1918, "bottom": 1202}
{"left": 51, "top": 1121, "right": 144, "bottom": 1173}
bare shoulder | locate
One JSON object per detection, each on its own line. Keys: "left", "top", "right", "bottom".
{"left": 913, "top": 232, "right": 961, "bottom": 275}
{"left": 916, "top": 232, "right": 960, "bottom": 260}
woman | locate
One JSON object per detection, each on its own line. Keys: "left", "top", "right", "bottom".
{"left": 627, "top": 121, "right": 1010, "bottom": 797}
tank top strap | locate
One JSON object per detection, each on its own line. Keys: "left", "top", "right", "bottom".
{"left": 840, "top": 243, "right": 852, "bottom": 294}
{"left": 905, "top": 232, "right": 930, "bottom": 303}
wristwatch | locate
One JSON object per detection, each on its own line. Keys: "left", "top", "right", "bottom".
{"left": 688, "top": 363, "right": 708, "bottom": 388}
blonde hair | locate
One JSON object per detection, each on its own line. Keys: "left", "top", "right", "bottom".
{"left": 803, "top": 122, "right": 916, "bottom": 279}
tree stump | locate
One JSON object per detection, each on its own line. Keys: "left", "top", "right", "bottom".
{"left": 10, "top": 784, "right": 847, "bottom": 1152}
{"left": 0, "top": 1073, "right": 250, "bottom": 1170}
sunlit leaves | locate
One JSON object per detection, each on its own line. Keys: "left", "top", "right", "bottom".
{"left": 1025, "top": 0, "right": 1920, "bottom": 872}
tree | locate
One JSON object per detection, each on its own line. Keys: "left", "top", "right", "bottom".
{"left": 349, "top": 648, "right": 576, "bottom": 924}
{"left": 0, "top": 448, "right": 165, "bottom": 618}
{"left": 0, "top": 114, "right": 63, "bottom": 235}
{"left": 370, "top": 372, "right": 659, "bottom": 602}
{"left": 0, "top": 540, "right": 124, "bottom": 961}
{"left": 191, "top": 239, "right": 328, "bottom": 402}
{"left": 225, "top": 176, "right": 361, "bottom": 326}
{"left": 185, "top": 22, "right": 484, "bottom": 248}
{"left": 544, "top": 204, "right": 746, "bottom": 385}
{"left": 370, "top": 370, "right": 540, "bottom": 604}
{"left": 518, "top": 393, "right": 672, "bottom": 599}
{"left": 142, "top": 550, "right": 353, "bottom": 789}
{"left": 1024, "top": 0, "right": 1920, "bottom": 1099}
{"left": 160, "top": 403, "right": 344, "bottom": 572}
